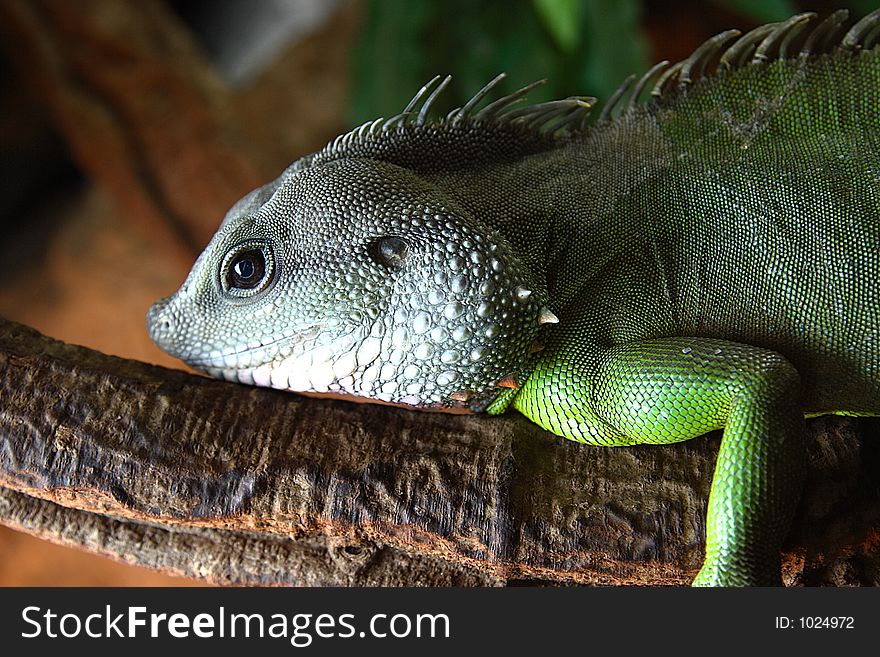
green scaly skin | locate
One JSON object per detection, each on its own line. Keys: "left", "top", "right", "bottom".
{"left": 148, "top": 11, "right": 880, "bottom": 586}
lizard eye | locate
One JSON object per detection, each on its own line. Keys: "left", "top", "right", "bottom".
{"left": 372, "top": 236, "right": 409, "bottom": 269}
{"left": 229, "top": 250, "right": 264, "bottom": 288}
{"left": 221, "top": 242, "right": 275, "bottom": 297}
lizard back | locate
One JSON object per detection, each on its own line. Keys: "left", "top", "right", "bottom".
{"left": 545, "top": 36, "right": 880, "bottom": 414}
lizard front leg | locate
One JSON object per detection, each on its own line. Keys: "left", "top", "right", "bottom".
{"left": 513, "top": 337, "right": 807, "bottom": 586}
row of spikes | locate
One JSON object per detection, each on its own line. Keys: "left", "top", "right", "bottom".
{"left": 601, "top": 8, "right": 880, "bottom": 121}
{"left": 324, "top": 72, "right": 595, "bottom": 153}
{"left": 325, "top": 8, "right": 880, "bottom": 152}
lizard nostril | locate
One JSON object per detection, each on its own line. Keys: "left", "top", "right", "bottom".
{"left": 147, "top": 299, "right": 175, "bottom": 338}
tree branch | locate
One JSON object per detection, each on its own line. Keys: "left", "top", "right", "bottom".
{"left": 0, "top": 317, "right": 877, "bottom": 585}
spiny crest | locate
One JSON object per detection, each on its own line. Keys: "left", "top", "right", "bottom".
{"left": 314, "top": 72, "right": 596, "bottom": 162}
{"left": 600, "top": 8, "right": 880, "bottom": 121}
{"left": 311, "top": 9, "right": 879, "bottom": 163}
{"left": 298, "top": 73, "right": 595, "bottom": 170}
{"left": 362, "top": 73, "right": 595, "bottom": 137}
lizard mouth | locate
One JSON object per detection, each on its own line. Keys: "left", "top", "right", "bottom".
{"left": 184, "top": 324, "right": 330, "bottom": 370}
{"left": 201, "top": 362, "right": 505, "bottom": 414}
{"left": 181, "top": 302, "right": 544, "bottom": 408}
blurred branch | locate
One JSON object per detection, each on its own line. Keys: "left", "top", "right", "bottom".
{"left": 0, "top": 0, "right": 264, "bottom": 254}
{"left": 0, "top": 317, "right": 878, "bottom": 585}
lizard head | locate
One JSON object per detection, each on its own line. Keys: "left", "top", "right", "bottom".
{"left": 147, "top": 156, "right": 553, "bottom": 410}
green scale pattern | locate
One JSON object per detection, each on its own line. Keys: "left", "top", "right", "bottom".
{"left": 509, "top": 50, "right": 879, "bottom": 584}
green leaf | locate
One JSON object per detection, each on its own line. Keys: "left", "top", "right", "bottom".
{"left": 349, "top": 0, "right": 650, "bottom": 127}
{"left": 845, "top": 0, "right": 880, "bottom": 20}
{"left": 348, "top": 0, "right": 436, "bottom": 126}
{"left": 712, "top": 0, "right": 797, "bottom": 23}
{"left": 578, "top": 0, "right": 650, "bottom": 103}
{"left": 532, "top": 0, "right": 584, "bottom": 52}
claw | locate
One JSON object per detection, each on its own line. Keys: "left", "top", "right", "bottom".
{"left": 496, "top": 374, "right": 519, "bottom": 389}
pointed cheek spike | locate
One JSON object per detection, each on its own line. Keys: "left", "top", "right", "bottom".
{"left": 449, "top": 390, "right": 471, "bottom": 402}
{"left": 538, "top": 307, "right": 560, "bottom": 325}
{"left": 515, "top": 286, "right": 532, "bottom": 300}
{"left": 530, "top": 342, "right": 545, "bottom": 353}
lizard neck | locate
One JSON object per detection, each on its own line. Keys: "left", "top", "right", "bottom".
{"left": 414, "top": 109, "right": 672, "bottom": 315}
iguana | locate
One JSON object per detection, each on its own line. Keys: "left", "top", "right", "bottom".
{"left": 147, "top": 10, "right": 880, "bottom": 586}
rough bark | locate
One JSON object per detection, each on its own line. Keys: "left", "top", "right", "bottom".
{"left": 0, "top": 317, "right": 877, "bottom": 586}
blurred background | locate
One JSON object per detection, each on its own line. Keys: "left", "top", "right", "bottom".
{"left": 0, "top": 0, "right": 872, "bottom": 585}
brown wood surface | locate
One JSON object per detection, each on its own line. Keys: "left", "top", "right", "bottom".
{"left": 1, "top": 317, "right": 878, "bottom": 586}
